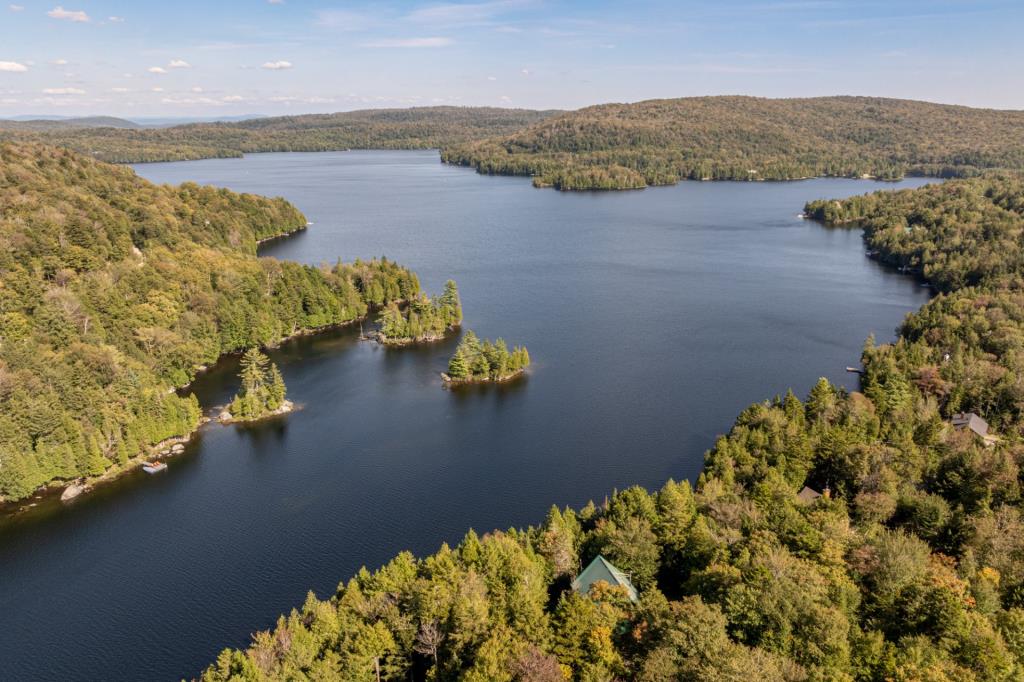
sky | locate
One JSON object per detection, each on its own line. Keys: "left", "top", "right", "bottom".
{"left": 0, "top": 0, "right": 1022, "bottom": 118}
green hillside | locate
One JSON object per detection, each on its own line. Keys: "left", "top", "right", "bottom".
{"left": 441, "top": 96, "right": 1024, "bottom": 189}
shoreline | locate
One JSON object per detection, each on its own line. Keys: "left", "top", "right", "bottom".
{"left": 216, "top": 400, "right": 297, "bottom": 425}
{"left": 441, "top": 368, "right": 527, "bottom": 385}
{"left": 0, "top": 419, "right": 212, "bottom": 516}
{"left": 256, "top": 222, "right": 310, "bottom": 245}
{"left": 2, "top": 311, "right": 377, "bottom": 518}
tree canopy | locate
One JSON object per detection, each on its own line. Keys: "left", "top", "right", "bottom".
{"left": 0, "top": 107, "right": 556, "bottom": 164}
{"left": 0, "top": 142, "right": 419, "bottom": 500}
{"left": 199, "top": 173, "right": 1024, "bottom": 681}
{"left": 442, "top": 96, "right": 1024, "bottom": 190}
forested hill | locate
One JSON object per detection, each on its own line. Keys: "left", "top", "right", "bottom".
{"left": 198, "top": 174, "right": 1024, "bottom": 681}
{"left": 0, "top": 116, "right": 141, "bottom": 131}
{"left": 441, "top": 96, "right": 1024, "bottom": 189}
{"left": 0, "top": 107, "right": 556, "bottom": 163}
{"left": 0, "top": 143, "right": 420, "bottom": 500}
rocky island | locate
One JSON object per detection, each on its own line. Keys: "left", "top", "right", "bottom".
{"left": 372, "top": 279, "right": 462, "bottom": 345}
{"left": 443, "top": 330, "right": 530, "bottom": 384}
{"left": 218, "top": 348, "right": 293, "bottom": 423}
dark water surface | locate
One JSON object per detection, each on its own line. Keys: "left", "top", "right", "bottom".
{"left": 0, "top": 151, "right": 934, "bottom": 680}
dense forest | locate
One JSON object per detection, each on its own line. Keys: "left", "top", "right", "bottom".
{"left": 197, "top": 173, "right": 1024, "bottom": 681}
{"left": 445, "top": 330, "right": 530, "bottom": 383}
{"left": 376, "top": 280, "right": 462, "bottom": 345}
{"left": 0, "top": 108, "right": 556, "bottom": 163}
{"left": 441, "top": 96, "right": 1024, "bottom": 190}
{"left": 10, "top": 98, "right": 1024, "bottom": 189}
{"left": 0, "top": 142, "right": 420, "bottom": 500}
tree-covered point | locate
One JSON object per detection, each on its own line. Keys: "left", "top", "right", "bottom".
{"left": 198, "top": 173, "right": 1024, "bottom": 681}
{"left": 225, "top": 348, "right": 289, "bottom": 422}
{"left": 445, "top": 330, "right": 529, "bottom": 383}
{"left": 376, "top": 280, "right": 462, "bottom": 345}
{"left": 441, "top": 96, "right": 1024, "bottom": 190}
{"left": 0, "top": 107, "right": 557, "bottom": 164}
{"left": 0, "top": 142, "right": 420, "bottom": 501}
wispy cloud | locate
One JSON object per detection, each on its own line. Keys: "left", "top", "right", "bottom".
{"left": 42, "top": 87, "right": 85, "bottom": 94}
{"left": 147, "top": 66, "right": 168, "bottom": 74}
{"left": 108, "top": 15, "right": 124, "bottom": 23}
{"left": 406, "top": 0, "right": 533, "bottom": 26}
{"left": 8, "top": 4, "right": 24, "bottom": 11}
{"left": 262, "top": 60, "right": 293, "bottom": 70}
{"left": 168, "top": 59, "right": 191, "bottom": 69}
{"left": 47, "top": 6, "right": 89, "bottom": 22}
{"left": 50, "top": 58, "right": 69, "bottom": 65}
{"left": 0, "top": 61, "right": 28, "bottom": 72}
{"left": 361, "top": 37, "right": 453, "bottom": 48}
{"left": 315, "top": 9, "right": 379, "bottom": 30}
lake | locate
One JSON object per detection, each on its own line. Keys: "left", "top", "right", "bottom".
{"left": 0, "top": 151, "right": 934, "bottom": 680}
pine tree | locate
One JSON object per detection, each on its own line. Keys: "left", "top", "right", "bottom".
{"left": 267, "top": 363, "right": 287, "bottom": 409}
{"left": 239, "top": 348, "right": 269, "bottom": 393}
{"left": 448, "top": 350, "right": 469, "bottom": 379}
{"left": 439, "top": 279, "right": 462, "bottom": 326}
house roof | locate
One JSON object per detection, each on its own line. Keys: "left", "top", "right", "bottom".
{"left": 797, "top": 486, "right": 822, "bottom": 503}
{"left": 571, "top": 555, "right": 638, "bottom": 603}
{"left": 952, "top": 412, "right": 989, "bottom": 437}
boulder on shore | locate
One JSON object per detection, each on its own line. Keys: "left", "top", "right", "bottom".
{"left": 61, "top": 482, "right": 89, "bottom": 502}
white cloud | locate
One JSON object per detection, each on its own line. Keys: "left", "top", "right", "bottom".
{"left": 191, "top": 86, "right": 204, "bottom": 92}
{"left": 267, "top": 0, "right": 284, "bottom": 4}
{"left": 168, "top": 59, "right": 191, "bottom": 69}
{"left": 151, "top": 87, "right": 164, "bottom": 92}
{"left": 110, "top": 87, "right": 129, "bottom": 92}
{"left": 108, "top": 15, "right": 124, "bottom": 22}
{"left": 0, "top": 61, "right": 28, "bottom": 72}
{"left": 147, "top": 66, "right": 168, "bottom": 74}
{"left": 48, "top": 6, "right": 89, "bottom": 22}
{"left": 261, "top": 60, "right": 293, "bottom": 70}
{"left": 361, "top": 37, "right": 453, "bottom": 48}
{"left": 42, "top": 87, "right": 85, "bottom": 94}
{"left": 8, "top": 4, "right": 24, "bottom": 11}
{"left": 269, "top": 95, "right": 296, "bottom": 102}
{"left": 487, "top": 75, "right": 497, "bottom": 81}
{"left": 50, "top": 58, "right": 68, "bottom": 65}
{"left": 221, "top": 95, "right": 244, "bottom": 102}
{"left": 520, "top": 68, "right": 531, "bottom": 75}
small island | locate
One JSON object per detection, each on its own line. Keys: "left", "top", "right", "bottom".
{"left": 373, "top": 279, "right": 462, "bottom": 345}
{"left": 443, "top": 330, "right": 530, "bottom": 384}
{"left": 219, "top": 348, "right": 292, "bottom": 423}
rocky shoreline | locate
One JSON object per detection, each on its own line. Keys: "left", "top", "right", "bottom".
{"left": 216, "top": 400, "right": 296, "bottom": 424}
{"left": 441, "top": 368, "right": 527, "bottom": 386}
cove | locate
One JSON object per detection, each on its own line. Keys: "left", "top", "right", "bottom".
{"left": 0, "top": 151, "right": 934, "bottom": 681}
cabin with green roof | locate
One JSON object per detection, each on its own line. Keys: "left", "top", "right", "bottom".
{"left": 571, "top": 555, "right": 639, "bottom": 603}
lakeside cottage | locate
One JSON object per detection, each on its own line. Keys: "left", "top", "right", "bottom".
{"left": 571, "top": 555, "right": 639, "bottom": 603}
{"left": 951, "top": 412, "right": 989, "bottom": 438}
{"left": 951, "top": 412, "right": 999, "bottom": 446}
{"left": 797, "top": 486, "right": 823, "bottom": 504}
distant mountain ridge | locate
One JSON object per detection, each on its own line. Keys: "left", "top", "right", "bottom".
{"left": 0, "top": 115, "right": 140, "bottom": 130}
{"left": 0, "top": 106, "right": 558, "bottom": 163}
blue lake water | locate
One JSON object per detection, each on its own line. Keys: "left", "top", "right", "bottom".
{"left": 0, "top": 151, "right": 934, "bottom": 680}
